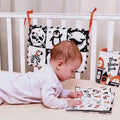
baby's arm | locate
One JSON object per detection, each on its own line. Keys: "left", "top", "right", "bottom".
{"left": 42, "top": 86, "right": 82, "bottom": 109}
{"left": 60, "top": 89, "right": 83, "bottom": 107}
{"left": 42, "top": 85, "right": 69, "bottom": 109}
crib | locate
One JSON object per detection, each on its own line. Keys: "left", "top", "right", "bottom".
{"left": 0, "top": 12, "right": 120, "bottom": 81}
{"left": 0, "top": 12, "right": 120, "bottom": 120}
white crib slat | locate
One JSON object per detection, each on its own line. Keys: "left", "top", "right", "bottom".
{"left": 19, "top": 18, "right": 25, "bottom": 73}
{"left": 7, "top": 18, "right": 13, "bottom": 72}
{"left": 75, "top": 20, "right": 81, "bottom": 79}
{"left": 90, "top": 20, "right": 97, "bottom": 81}
{"left": 107, "top": 21, "right": 114, "bottom": 51}
{"left": 75, "top": 20, "right": 81, "bottom": 28}
{"left": 47, "top": 19, "right": 52, "bottom": 27}
{"left": 33, "top": 19, "right": 38, "bottom": 25}
{"left": 75, "top": 72, "right": 81, "bottom": 80}
{"left": 61, "top": 20, "right": 66, "bottom": 28}
{"left": 34, "top": 66, "right": 39, "bottom": 72}
{"left": 0, "top": 57, "right": 1, "bottom": 70}
{"left": 0, "top": 44, "right": 1, "bottom": 70}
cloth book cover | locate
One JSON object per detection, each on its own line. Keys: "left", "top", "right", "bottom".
{"left": 96, "top": 49, "right": 120, "bottom": 87}
{"left": 66, "top": 86, "right": 115, "bottom": 113}
{"left": 27, "top": 25, "right": 90, "bottom": 73}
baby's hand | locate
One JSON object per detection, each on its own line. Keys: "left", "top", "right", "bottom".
{"left": 67, "top": 99, "right": 82, "bottom": 107}
{"left": 68, "top": 92, "right": 83, "bottom": 98}
{"left": 76, "top": 92, "right": 83, "bottom": 98}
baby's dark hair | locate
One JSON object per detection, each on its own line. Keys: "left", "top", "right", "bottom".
{"left": 50, "top": 41, "right": 82, "bottom": 63}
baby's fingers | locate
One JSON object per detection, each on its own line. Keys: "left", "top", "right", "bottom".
{"left": 73, "top": 100, "right": 82, "bottom": 106}
{"left": 76, "top": 92, "right": 83, "bottom": 98}
{"left": 67, "top": 99, "right": 82, "bottom": 107}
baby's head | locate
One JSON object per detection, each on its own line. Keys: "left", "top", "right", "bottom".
{"left": 50, "top": 41, "right": 82, "bottom": 81}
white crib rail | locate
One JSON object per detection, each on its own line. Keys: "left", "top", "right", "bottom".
{"left": 0, "top": 13, "right": 120, "bottom": 81}
{"left": 90, "top": 20, "right": 97, "bottom": 81}
{"left": 6, "top": 18, "right": 13, "bottom": 72}
{"left": 19, "top": 18, "right": 25, "bottom": 73}
{"left": 0, "top": 13, "right": 26, "bottom": 73}
{"left": 107, "top": 21, "right": 114, "bottom": 51}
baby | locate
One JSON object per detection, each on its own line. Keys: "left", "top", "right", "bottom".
{"left": 0, "top": 41, "right": 83, "bottom": 109}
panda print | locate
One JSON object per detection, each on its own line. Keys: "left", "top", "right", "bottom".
{"left": 28, "top": 25, "right": 47, "bottom": 48}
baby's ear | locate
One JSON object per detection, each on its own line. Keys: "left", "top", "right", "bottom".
{"left": 57, "top": 60, "right": 64, "bottom": 66}
{"left": 56, "top": 59, "right": 64, "bottom": 70}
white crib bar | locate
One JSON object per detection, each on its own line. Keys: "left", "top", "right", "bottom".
{"left": 19, "top": 18, "right": 25, "bottom": 73}
{"left": 61, "top": 19, "right": 66, "bottom": 28}
{"left": 33, "top": 19, "right": 38, "bottom": 25}
{"left": 76, "top": 20, "right": 81, "bottom": 28}
{"left": 47, "top": 19, "right": 52, "bottom": 27}
{"left": 107, "top": 21, "right": 114, "bottom": 51}
{"left": 90, "top": 20, "right": 97, "bottom": 81}
{"left": 0, "top": 42, "right": 1, "bottom": 70}
{"left": 75, "top": 20, "right": 81, "bottom": 79}
{"left": 7, "top": 18, "right": 13, "bottom": 72}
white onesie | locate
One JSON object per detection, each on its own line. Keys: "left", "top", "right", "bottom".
{"left": 0, "top": 64, "right": 71, "bottom": 109}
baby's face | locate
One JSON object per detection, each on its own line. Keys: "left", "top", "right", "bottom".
{"left": 57, "top": 59, "right": 81, "bottom": 82}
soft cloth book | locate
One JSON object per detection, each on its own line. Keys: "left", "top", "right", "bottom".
{"left": 96, "top": 49, "right": 120, "bottom": 87}
{"left": 66, "top": 86, "right": 115, "bottom": 113}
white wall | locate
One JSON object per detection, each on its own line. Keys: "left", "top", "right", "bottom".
{"left": 0, "top": 0, "right": 12, "bottom": 12}
{"left": 11, "top": 0, "right": 40, "bottom": 12}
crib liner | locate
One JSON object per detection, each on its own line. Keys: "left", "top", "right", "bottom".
{"left": 27, "top": 25, "right": 90, "bottom": 73}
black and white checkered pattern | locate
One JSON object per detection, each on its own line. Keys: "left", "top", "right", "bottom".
{"left": 27, "top": 25, "right": 90, "bottom": 73}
